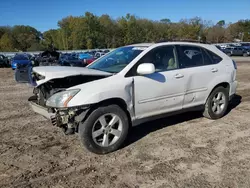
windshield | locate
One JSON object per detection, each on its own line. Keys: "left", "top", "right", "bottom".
{"left": 13, "top": 55, "right": 28, "bottom": 60}
{"left": 88, "top": 46, "right": 146, "bottom": 73}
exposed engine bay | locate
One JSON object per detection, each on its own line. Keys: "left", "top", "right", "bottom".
{"left": 28, "top": 67, "right": 113, "bottom": 135}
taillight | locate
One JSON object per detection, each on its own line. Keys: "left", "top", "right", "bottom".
{"left": 232, "top": 60, "right": 237, "bottom": 70}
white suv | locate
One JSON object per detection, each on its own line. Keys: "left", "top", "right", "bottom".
{"left": 28, "top": 42, "right": 237, "bottom": 154}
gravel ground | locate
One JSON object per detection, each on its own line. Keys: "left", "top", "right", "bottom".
{"left": 0, "top": 62, "right": 250, "bottom": 188}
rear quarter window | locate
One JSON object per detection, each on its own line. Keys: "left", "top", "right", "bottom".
{"left": 205, "top": 49, "right": 223, "bottom": 64}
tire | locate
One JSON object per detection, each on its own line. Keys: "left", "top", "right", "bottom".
{"left": 79, "top": 104, "right": 129, "bottom": 154}
{"left": 243, "top": 53, "right": 248, "bottom": 57}
{"left": 203, "top": 86, "right": 229, "bottom": 120}
{"left": 226, "top": 53, "right": 231, "bottom": 56}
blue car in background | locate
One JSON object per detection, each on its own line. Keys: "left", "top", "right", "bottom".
{"left": 78, "top": 53, "right": 92, "bottom": 60}
{"left": 78, "top": 53, "right": 95, "bottom": 64}
{"left": 11, "top": 54, "right": 31, "bottom": 70}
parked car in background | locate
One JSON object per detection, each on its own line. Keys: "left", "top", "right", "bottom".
{"left": 78, "top": 53, "right": 95, "bottom": 64}
{"left": 240, "top": 43, "right": 250, "bottom": 50}
{"left": 59, "top": 55, "right": 87, "bottom": 67}
{"left": 103, "top": 49, "right": 110, "bottom": 53}
{"left": 11, "top": 54, "right": 32, "bottom": 70}
{"left": 26, "top": 42, "right": 237, "bottom": 154}
{"left": 0, "top": 54, "right": 9, "bottom": 67}
{"left": 222, "top": 46, "right": 248, "bottom": 57}
{"left": 94, "top": 52, "right": 105, "bottom": 59}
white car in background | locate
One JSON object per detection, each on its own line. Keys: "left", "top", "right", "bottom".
{"left": 28, "top": 42, "right": 237, "bottom": 154}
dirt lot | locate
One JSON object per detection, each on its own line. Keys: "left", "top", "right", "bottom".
{"left": 0, "top": 62, "right": 250, "bottom": 188}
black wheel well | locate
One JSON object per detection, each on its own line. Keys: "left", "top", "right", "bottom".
{"left": 214, "top": 82, "right": 230, "bottom": 90}
{"left": 209, "top": 82, "right": 230, "bottom": 97}
{"left": 203, "top": 82, "right": 230, "bottom": 109}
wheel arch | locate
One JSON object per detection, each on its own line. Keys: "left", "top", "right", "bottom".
{"left": 84, "top": 98, "right": 133, "bottom": 128}
{"left": 206, "top": 82, "right": 230, "bottom": 102}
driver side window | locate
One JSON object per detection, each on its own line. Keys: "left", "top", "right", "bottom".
{"left": 126, "top": 45, "right": 178, "bottom": 76}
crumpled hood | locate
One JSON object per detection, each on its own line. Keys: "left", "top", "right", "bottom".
{"left": 33, "top": 66, "right": 112, "bottom": 86}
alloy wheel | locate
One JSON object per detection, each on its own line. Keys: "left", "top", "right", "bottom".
{"left": 212, "top": 92, "right": 226, "bottom": 115}
{"left": 92, "top": 113, "right": 123, "bottom": 147}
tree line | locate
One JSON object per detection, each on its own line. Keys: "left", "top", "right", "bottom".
{"left": 0, "top": 12, "right": 250, "bottom": 52}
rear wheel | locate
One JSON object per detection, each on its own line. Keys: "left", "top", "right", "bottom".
{"left": 203, "top": 86, "right": 229, "bottom": 119}
{"left": 79, "top": 105, "right": 129, "bottom": 154}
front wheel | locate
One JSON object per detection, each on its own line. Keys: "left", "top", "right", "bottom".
{"left": 203, "top": 86, "right": 229, "bottom": 119}
{"left": 243, "top": 53, "right": 248, "bottom": 57}
{"left": 79, "top": 105, "right": 129, "bottom": 154}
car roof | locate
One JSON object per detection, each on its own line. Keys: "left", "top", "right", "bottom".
{"left": 127, "top": 42, "right": 215, "bottom": 49}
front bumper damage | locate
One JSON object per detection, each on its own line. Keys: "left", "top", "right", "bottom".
{"left": 28, "top": 96, "right": 53, "bottom": 119}
{"left": 28, "top": 96, "right": 90, "bottom": 134}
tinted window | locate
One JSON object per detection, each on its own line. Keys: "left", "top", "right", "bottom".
{"left": 201, "top": 48, "right": 213, "bottom": 65}
{"left": 138, "top": 45, "right": 177, "bottom": 72}
{"left": 206, "top": 50, "right": 222, "bottom": 64}
{"left": 177, "top": 46, "right": 203, "bottom": 68}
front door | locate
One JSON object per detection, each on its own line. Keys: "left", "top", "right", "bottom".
{"left": 131, "top": 45, "right": 187, "bottom": 119}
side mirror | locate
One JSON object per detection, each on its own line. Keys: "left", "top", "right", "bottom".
{"left": 137, "top": 63, "right": 155, "bottom": 75}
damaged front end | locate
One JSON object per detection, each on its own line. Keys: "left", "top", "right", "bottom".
{"left": 28, "top": 89, "right": 91, "bottom": 135}
{"left": 50, "top": 106, "right": 90, "bottom": 134}
{"left": 28, "top": 66, "right": 112, "bottom": 134}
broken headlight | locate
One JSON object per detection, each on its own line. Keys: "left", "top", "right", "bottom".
{"left": 46, "top": 89, "right": 80, "bottom": 108}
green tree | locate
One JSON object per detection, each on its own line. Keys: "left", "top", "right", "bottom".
{"left": 12, "top": 25, "right": 40, "bottom": 51}
{"left": 0, "top": 33, "right": 15, "bottom": 51}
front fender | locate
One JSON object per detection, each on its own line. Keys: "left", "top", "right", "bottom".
{"left": 67, "top": 77, "right": 134, "bottom": 111}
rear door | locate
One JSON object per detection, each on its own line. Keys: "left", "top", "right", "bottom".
{"left": 176, "top": 45, "right": 222, "bottom": 109}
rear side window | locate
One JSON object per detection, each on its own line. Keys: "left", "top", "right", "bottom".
{"left": 205, "top": 49, "right": 222, "bottom": 64}
{"left": 177, "top": 45, "right": 203, "bottom": 68}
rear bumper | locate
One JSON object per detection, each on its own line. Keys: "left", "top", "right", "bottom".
{"left": 28, "top": 96, "right": 54, "bottom": 119}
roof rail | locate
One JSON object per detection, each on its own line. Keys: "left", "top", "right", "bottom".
{"left": 156, "top": 38, "right": 210, "bottom": 44}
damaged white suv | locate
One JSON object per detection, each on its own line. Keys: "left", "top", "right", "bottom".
{"left": 28, "top": 42, "right": 237, "bottom": 154}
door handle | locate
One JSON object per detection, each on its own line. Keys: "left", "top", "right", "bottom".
{"left": 211, "top": 68, "right": 218, "bottom": 73}
{"left": 174, "top": 73, "right": 184, "bottom": 79}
